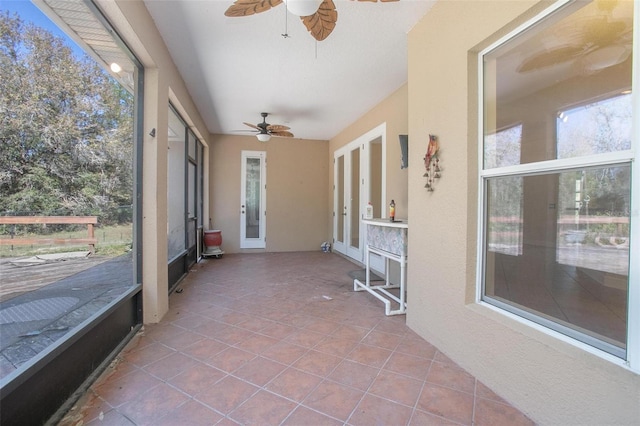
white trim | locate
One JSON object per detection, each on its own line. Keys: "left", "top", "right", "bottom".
{"left": 476, "top": 45, "right": 486, "bottom": 304}
{"left": 474, "top": 301, "right": 638, "bottom": 373}
{"left": 480, "top": 151, "right": 634, "bottom": 179}
{"left": 625, "top": 0, "right": 640, "bottom": 371}
{"left": 479, "top": 0, "right": 572, "bottom": 59}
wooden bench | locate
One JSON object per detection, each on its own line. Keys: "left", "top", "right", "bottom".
{"left": 0, "top": 216, "right": 98, "bottom": 253}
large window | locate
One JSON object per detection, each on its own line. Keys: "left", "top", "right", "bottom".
{"left": 480, "top": 0, "right": 636, "bottom": 360}
{"left": 0, "top": 1, "right": 143, "bottom": 423}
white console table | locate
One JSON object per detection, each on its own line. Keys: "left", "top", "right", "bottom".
{"left": 353, "top": 218, "right": 408, "bottom": 315}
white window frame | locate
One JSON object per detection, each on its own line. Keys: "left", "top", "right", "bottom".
{"left": 475, "top": 0, "right": 639, "bottom": 372}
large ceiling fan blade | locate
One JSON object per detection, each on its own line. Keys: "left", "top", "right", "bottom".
{"left": 517, "top": 45, "right": 585, "bottom": 73}
{"left": 301, "top": 0, "right": 337, "bottom": 41}
{"left": 225, "top": 0, "right": 283, "bottom": 17}
{"left": 585, "top": 17, "right": 630, "bottom": 46}
{"left": 243, "top": 122, "right": 261, "bottom": 130}
{"left": 271, "top": 130, "right": 294, "bottom": 138}
{"left": 267, "top": 124, "right": 290, "bottom": 132}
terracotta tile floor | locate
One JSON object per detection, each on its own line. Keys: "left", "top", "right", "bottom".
{"left": 60, "top": 252, "right": 533, "bottom": 426}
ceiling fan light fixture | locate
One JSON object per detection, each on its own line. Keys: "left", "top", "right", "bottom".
{"left": 285, "top": 0, "right": 322, "bottom": 17}
{"left": 256, "top": 133, "right": 271, "bottom": 142}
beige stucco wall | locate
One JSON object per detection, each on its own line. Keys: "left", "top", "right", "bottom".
{"left": 100, "top": 0, "right": 210, "bottom": 323}
{"left": 210, "top": 134, "right": 328, "bottom": 253}
{"left": 406, "top": 1, "right": 640, "bottom": 424}
{"left": 329, "top": 84, "right": 409, "bottom": 222}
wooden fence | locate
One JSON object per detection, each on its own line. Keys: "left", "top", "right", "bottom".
{"left": 0, "top": 216, "right": 98, "bottom": 253}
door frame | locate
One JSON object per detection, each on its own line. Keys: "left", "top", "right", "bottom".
{"left": 240, "top": 150, "right": 267, "bottom": 249}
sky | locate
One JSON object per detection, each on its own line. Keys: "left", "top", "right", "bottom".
{"left": 1, "top": 0, "right": 86, "bottom": 58}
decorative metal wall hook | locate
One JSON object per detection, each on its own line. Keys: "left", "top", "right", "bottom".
{"left": 149, "top": 128, "right": 156, "bottom": 137}
{"left": 423, "top": 134, "right": 442, "bottom": 191}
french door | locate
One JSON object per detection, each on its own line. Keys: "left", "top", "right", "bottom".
{"left": 333, "top": 124, "right": 386, "bottom": 270}
{"left": 240, "top": 151, "right": 266, "bottom": 249}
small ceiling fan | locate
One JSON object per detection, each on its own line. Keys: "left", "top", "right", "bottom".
{"left": 224, "top": 0, "right": 398, "bottom": 42}
{"left": 240, "top": 112, "right": 294, "bottom": 142}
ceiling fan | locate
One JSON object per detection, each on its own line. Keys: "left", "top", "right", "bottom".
{"left": 240, "top": 112, "right": 294, "bottom": 142}
{"left": 517, "top": 1, "right": 632, "bottom": 74}
{"left": 224, "top": 0, "right": 398, "bottom": 42}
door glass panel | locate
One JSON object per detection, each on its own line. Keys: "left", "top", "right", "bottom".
{"left": 337, "top": 156, "right": 345, "bottom": 244}
{"left": 167, "top": 108, "right": 186, "bottom": 261}
{"left": 245, "top": 157, "right": 261, "bottom": 239}
{"left": 350, "top": 147, "right": 360, "bottom": 249}
{"left": 187, "top": 161, "right": 196, "bottom": 251}
{"left": 188, "top": 162, "right": 196, "bottom": 220}
{"left": 197, "top": 144, "right": 204, "bottom": 228}
{"left": 370, "top": 139, "right": 383, "bottom": 217}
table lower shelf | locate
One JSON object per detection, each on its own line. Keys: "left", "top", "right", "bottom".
{"left": 353, "top": 278, "right": 406, "bottom": 316}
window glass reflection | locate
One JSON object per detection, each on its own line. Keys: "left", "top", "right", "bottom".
{"left": 484, "top": 165, "right": 630, "bottom": 350}
{"left": 557, "top": 93, "right": 632, "bottom": 158}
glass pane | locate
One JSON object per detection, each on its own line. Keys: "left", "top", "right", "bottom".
{"left": 486, "top": 175, "right": 523, "bottom": 256}
{"left": 187, "top": 219, "right": 196, "bottom": 248}
{"left": 197, "top": 144, "right": 203, "bottom": 228}
{"left": 245, "top": 158, "right": 261, "bottom": 239}
{"left": 557, "top": 94, "right": 632, "bottom": 159}
{"left": 337, "top": 156, "right": 345, "bottom": 243}
{"left": 167, "top": 108, "right": 186, "bottom": 261}
{"left": 188, "top": 130, "right": 196, "bottom": 160}
{"left": 188, "top": 162, "right": 196, "bottom": 219}
{"left": 484, "top": 165, "right": 630, "bottom": 351}
{"left": 370, "top": 140, "right": 383, "bottom": 217}
{"left": 483, "top": 0, "right": 633, "bottom": 168}
{"left": 484, "top": 124, "right": 522, "bottom": 169}
{"left": 350, "top": 148, "right": 360, "bottom": 249}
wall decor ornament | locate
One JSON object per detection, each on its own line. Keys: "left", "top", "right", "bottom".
{"left": 423, "top": 134, "right": 441, "bottom": 191}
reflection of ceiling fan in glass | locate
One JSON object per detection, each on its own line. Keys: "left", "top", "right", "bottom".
{"left": 517, "top": 1, "right": 632, "bottom": 74}
{"left": 224, "top": 0, "right": 398, "bottom": 41}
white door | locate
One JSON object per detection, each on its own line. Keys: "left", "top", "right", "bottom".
{"left": 333, "top": 124, "right": 386, "bottom": 272}
{"left": 240, "top": 151, "right": 266, "bottom": 249}
{"left": 333, "top": 144, "right": 362, "bottom": 259}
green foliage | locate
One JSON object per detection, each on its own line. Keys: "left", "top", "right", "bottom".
{"left": 0, "top": 12, "right": 133, "bottom": 224}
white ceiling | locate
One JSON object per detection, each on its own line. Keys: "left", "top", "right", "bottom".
{"left": 143, "top": 0, "right": 435, "bottom": 141}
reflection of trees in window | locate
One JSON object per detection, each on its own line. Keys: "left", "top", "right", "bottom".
{"left": 487, "top": 176, "right": 523, "bottom": 255}
{"left": 557, "top": 94, "right": 632, "bottom": 159}
{"left": 558, "top": 166, "right": 630, "bottom": 239}
{"left": 484, "top": 124, "right": 522, "bottom": 169}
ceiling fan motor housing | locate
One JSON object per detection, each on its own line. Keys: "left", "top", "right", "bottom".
{"left": 259, "top": 112, "right": 270, "bottom": 133}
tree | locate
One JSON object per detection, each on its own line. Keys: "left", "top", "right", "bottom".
{"left": 0, "top": 12, "right": 133, "bottom": 226}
